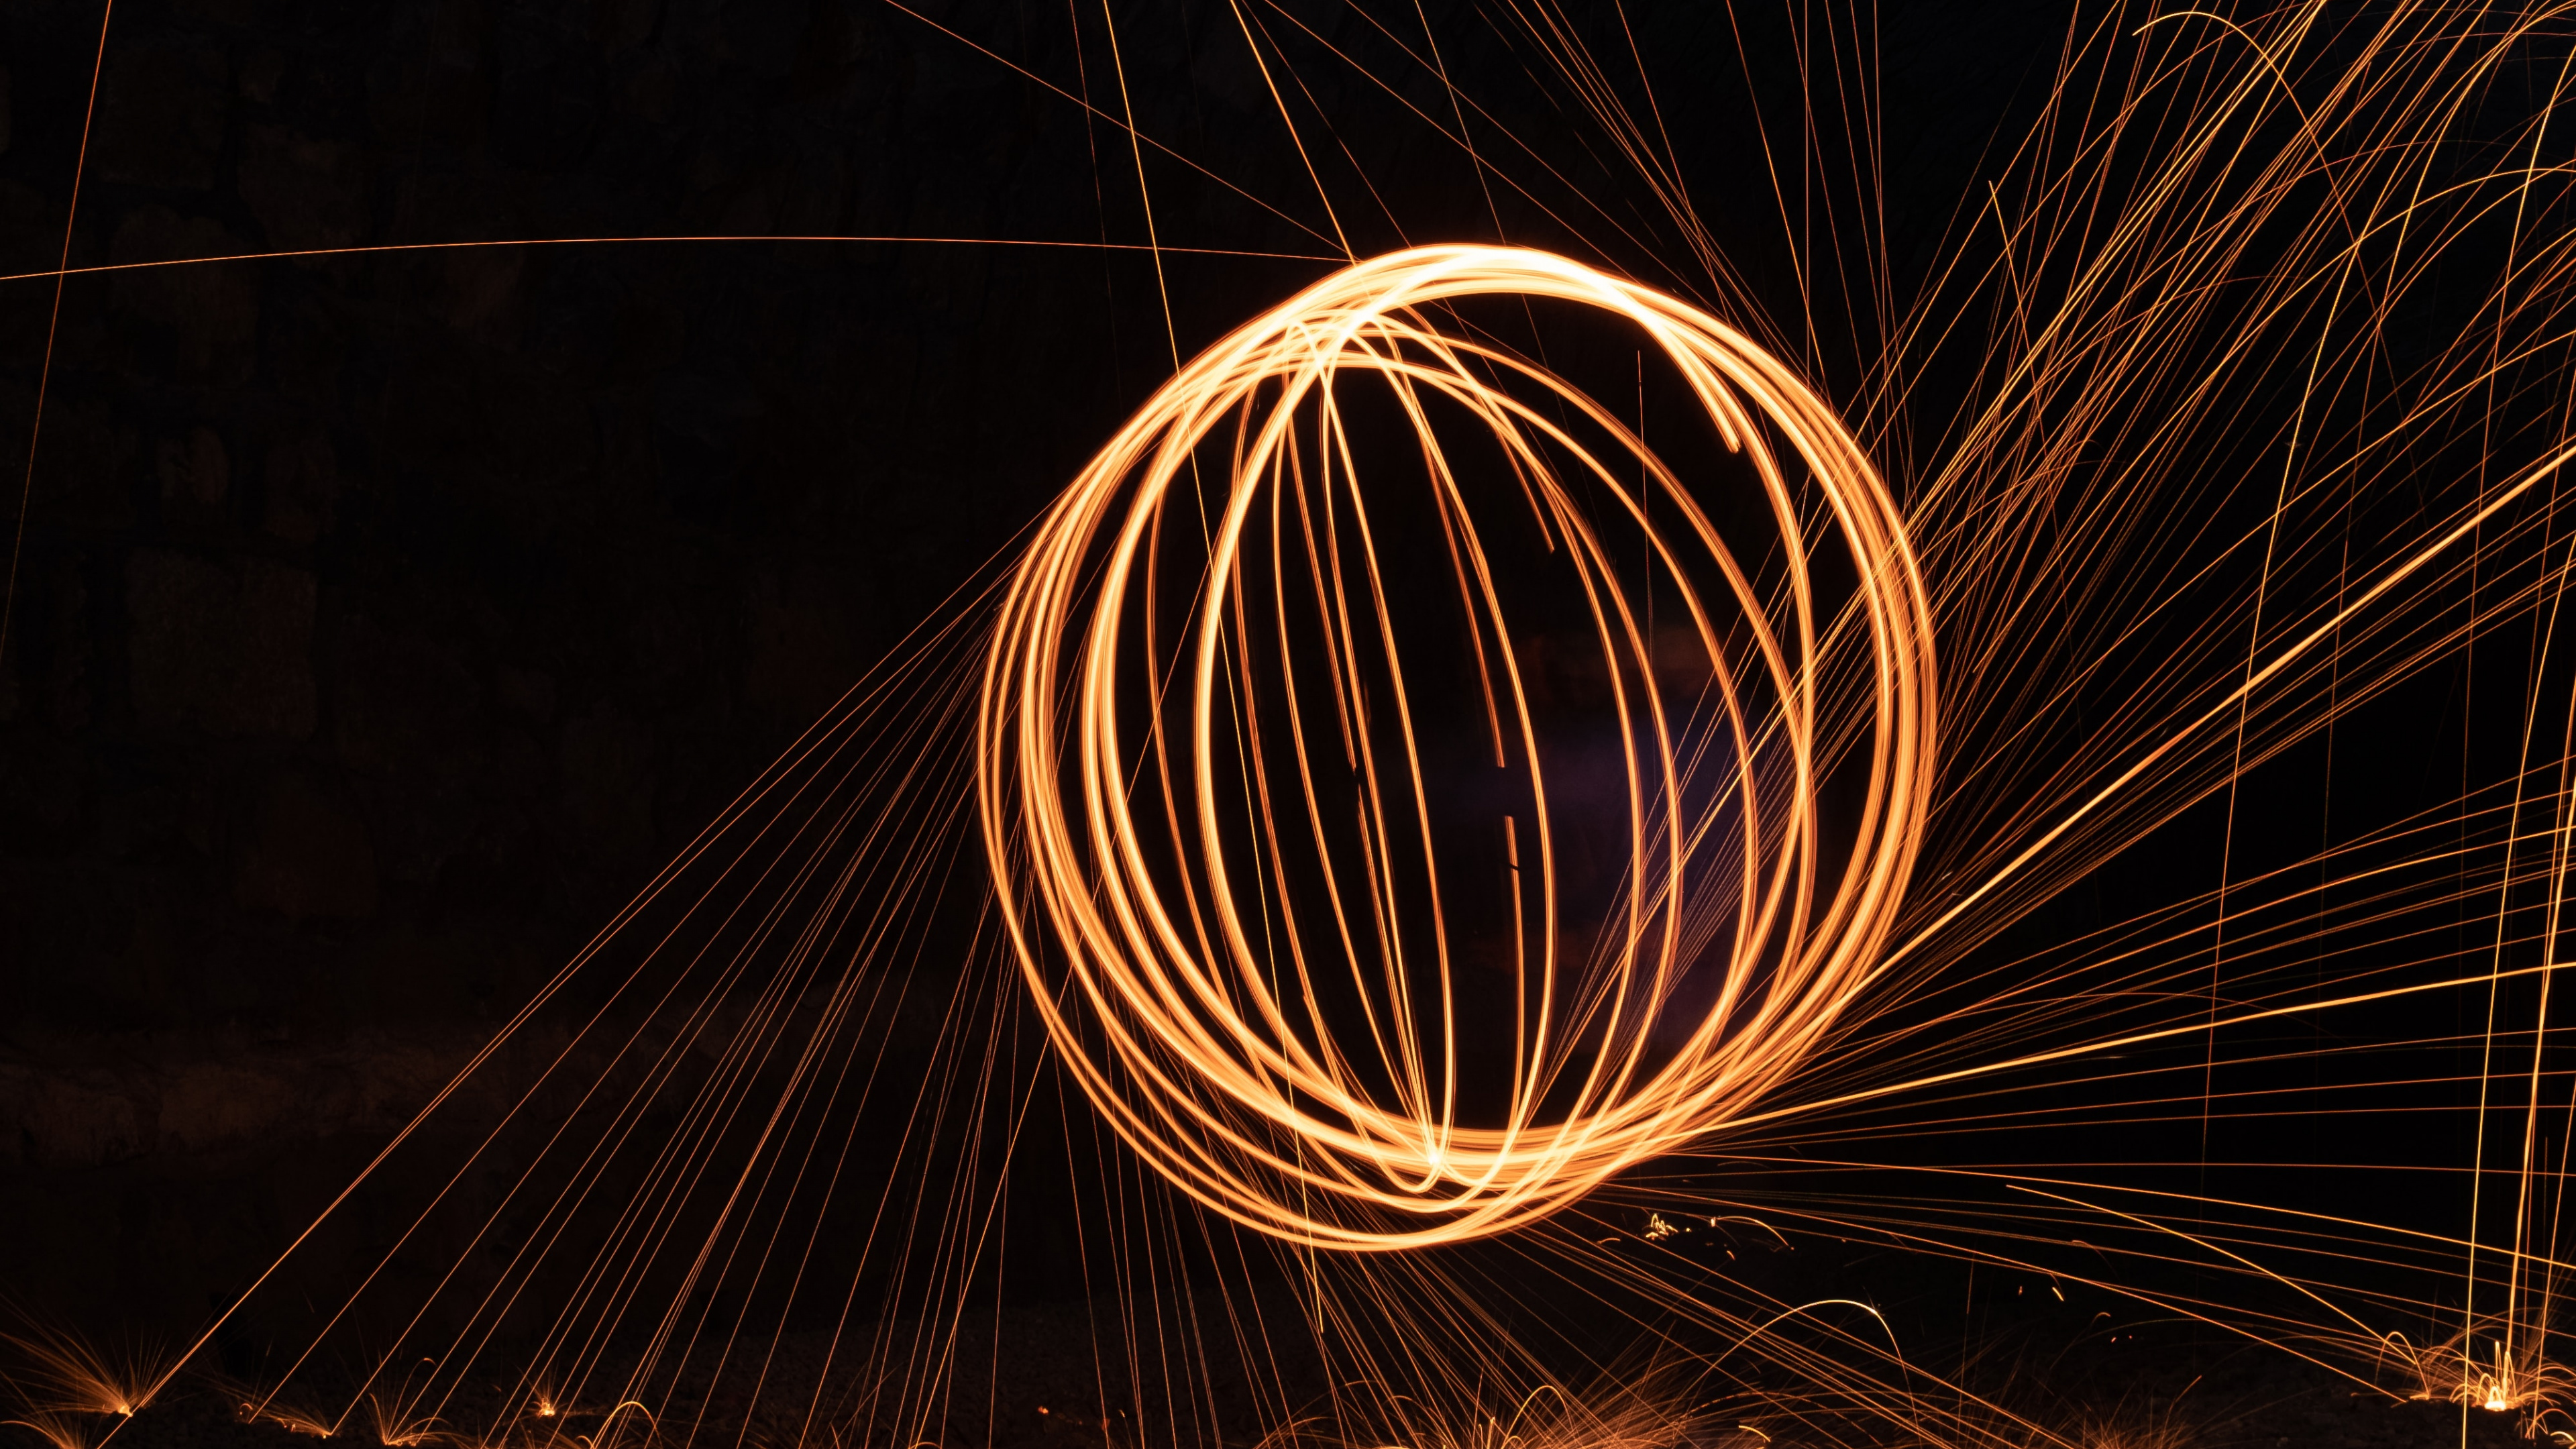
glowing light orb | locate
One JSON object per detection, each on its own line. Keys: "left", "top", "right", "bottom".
{"left": 978, "top": 245, "right": 1936, "bottom": 1249}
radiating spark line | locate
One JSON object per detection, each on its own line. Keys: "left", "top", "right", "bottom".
{"left": 0, "top": 233, "right": 1340, "bottom": 288}
{"left": 0, "top": 0, "right": 115, "bottom": 713}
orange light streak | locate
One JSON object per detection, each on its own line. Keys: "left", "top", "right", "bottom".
{"left": 0, "top": 233, "right": 1341, "bottom": 289}
{"left": 978, "top": 243, "right": 1937, "bottom": 1250}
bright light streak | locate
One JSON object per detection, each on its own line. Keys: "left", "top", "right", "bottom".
{"left": 979, "top": 244, "right": 1937, "bottom": 1250}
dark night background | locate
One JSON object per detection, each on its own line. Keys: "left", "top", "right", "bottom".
{"left": 0, "top": 2, "right": 2538, "bottom": 1444}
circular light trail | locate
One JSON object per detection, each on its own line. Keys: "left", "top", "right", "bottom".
{"left": 978, "top": 245, "right": 1936, "bottom": 1250}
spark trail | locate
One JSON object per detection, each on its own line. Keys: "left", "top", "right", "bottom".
{"left": 979, "top": 244, "right": 1935, "bottom": 1250}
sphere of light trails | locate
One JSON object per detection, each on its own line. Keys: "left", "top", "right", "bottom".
{"left": 977, "top": 245, "right": 1936, "bottom": 1250}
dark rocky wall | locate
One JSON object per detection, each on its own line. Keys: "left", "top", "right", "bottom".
{"left": 0, "top": 0, "right": 2066, "bottom": 1334}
